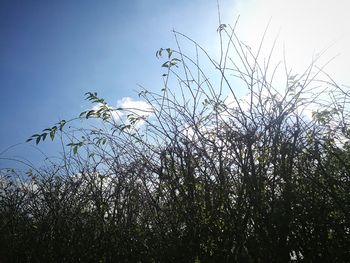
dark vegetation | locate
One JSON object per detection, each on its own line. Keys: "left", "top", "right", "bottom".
{"left": 1, "top": 21, "right": 350, "bottom": 262}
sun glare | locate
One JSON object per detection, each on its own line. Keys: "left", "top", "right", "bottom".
{"left": 234, "top": 0, "right": 350, "bottom": 85}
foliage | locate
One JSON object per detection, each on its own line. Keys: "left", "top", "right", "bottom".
{"left": 1, "top": 22, "right": 350, "bottom": 262}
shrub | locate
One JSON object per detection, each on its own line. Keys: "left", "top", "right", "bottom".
{"left": 1, "top": 20, "right": 350, "bottom": 262}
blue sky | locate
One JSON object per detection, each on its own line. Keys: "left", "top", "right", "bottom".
{"left": 1, "top": 0, "right": 349, "bottom": 168}
{"left": 0, "top": 0, "right": 237, "bottom": 167}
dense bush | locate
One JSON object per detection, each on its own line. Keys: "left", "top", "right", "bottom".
{"left": 1, "top": 22, "right": 350, "bottom": 262}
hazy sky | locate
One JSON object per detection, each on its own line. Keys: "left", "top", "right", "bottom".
{"left": 240, "top": 0, "right": 350, "bottom": 84}
{"left": 1, "top": 0, "right": 349, "bottom": 168}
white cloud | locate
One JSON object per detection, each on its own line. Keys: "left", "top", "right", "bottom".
{"left": 115, "top": 97, "right": 154, "bottom": 128}
{"left": 117, "top": 97, "right": 153, "bottom": 116}
{"left": 87, "top": 97, "right": 154, "bottom": 129}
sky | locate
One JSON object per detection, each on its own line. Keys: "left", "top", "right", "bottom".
{"left": 1, "top": 0, "right": 349, "bottom": 169}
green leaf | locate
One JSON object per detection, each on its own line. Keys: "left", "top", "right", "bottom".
{"left": 50, "top": 130, "right": 55, "bottom": 141}
{"left": 162, "top": 58, "right": 181, "bottom": 68}
{"left": 79, "top": 111, "right": 87, "bottom": 118}
{"left": 217, "top": 24, "right": 227, "bottom": 32}
{"left": 42, "top": 133, "right": 48, "bottom": 141}
{"left": 121, "top": 124, "right": 131, "bottom": 131}
{"left": 156, "top": 48, "right": 163, "bottom": 58}
{"left": 86, "top": 110, "right": 96, "bottom": 118}
{"left": 26, "top": 169, "right": 33, "bottom": 177}
{"left": 58, "top": 120, "right": 66, "bottom": 131}
{"left": 166, "top": 48, "right": 173, "bottom": 59}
